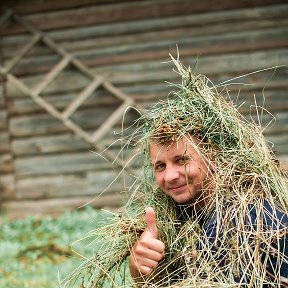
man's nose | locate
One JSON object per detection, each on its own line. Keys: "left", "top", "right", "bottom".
{"left": 164, "top": 165, "right": 180, "bottom": 182}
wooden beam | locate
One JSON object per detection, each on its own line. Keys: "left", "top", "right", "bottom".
{"left": 33, "top": 55, "right": 71, "bottom": 95}
{"left": 91, "top": 99, "right": 134, "bottom": 142}
{"left": 0, "top": 153, "right": 13, "bottom": 173}
{"left": 62, "top": 76, "right": 104, "bottom": 119}
{"left": 0, "top": 9, "right": 12, "bottom": 27}
{"left": 3, "top": 0, "right": 287, "bottom": 34}
{"left": 3, "top": 0, "right": 129, "bottom": 15}
{"left": 0, "top": 174, "right": 16, "bottom": 200}
{"left": 0, "top": 194, "right": 128, "bottom": 218}
{"left": 0, "top": 131, "right": 10, "bottom": 153}
{"left": 3, "top": 5, "right": 288, "bottom": 48}
{"left": 15, "top": 169, "right": 135, "bottom": 199}
{"left": 2, "top": 33, "right": 41, "bottom": 74}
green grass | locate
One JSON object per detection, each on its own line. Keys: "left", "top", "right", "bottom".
{"left": 0, "top": 206, "right": 113, "bottom": 288}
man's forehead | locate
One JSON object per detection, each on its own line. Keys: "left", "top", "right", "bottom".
{"left": 149, "top": 136, "right": 200, "bottom": 154}
{"left": 150, "top": 134, "right": 199, "bottom": 146}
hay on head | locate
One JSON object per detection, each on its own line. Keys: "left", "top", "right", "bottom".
{"left": 62, "top": 57, "right": 288, "bottom": 288}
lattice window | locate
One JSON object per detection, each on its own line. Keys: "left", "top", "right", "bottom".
{"left": 0, "top": 10, "right": 141, "bottom": 169}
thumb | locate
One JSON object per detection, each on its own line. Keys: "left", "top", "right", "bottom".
{"left": 145, "top": 207, "right": 158, "bottom": 238}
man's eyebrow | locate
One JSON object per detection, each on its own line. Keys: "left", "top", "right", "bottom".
{"left": 153, "top": 160, "right": 163, "bottom": 166}
{"left": 175, "top": 153, "right": 190, "bottom": 158}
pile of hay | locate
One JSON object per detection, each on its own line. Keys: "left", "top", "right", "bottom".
{"left": 61, "top": 57, "right": 288, "bottom": 288}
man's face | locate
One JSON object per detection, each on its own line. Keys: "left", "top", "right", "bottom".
{"left": 150, "top": 136, "right": 213, "bottom": 207}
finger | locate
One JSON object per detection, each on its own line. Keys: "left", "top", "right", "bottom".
{"left": 139, "top": 237, "right": 165, "bottom": 254}
{"left": 139, "top": 265, "right": 153, "bottom": 275}
{"left": 133, "top": 245, "right": 164, "bottom": 262}
{"left": 138, "top": 258, "right": 159, "bottom": 269}
{"left": 145, "top": 207, "right": 158, "bottom": 238}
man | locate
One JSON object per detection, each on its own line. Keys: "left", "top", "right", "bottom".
{"left": 129, "top": 134, "right": 288, "bottom": 286}
{"left": 128, "top": 61, "right": 288, "bottom": 286}
{"left": 130, "top": 135, "right": 214, "bottom": 277}
{"left": 67, "top": 59, "right": 288, "bottom": 288}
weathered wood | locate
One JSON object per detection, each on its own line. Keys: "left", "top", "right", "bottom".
{"left": 0, "top": 0, "right": 287, "bottom": 214}
{"left": 0, "top": 109, "right": 8, "bottom": 129}
{"left": 2, "top": 0, "right": 286, "bottom": 35}
{"left": 279, "top": 156, "right": 288, "bottom": 171}
{"left": 12, "top": 133, "right": 89, "bottom": 156}
{"left": 5, "top": 26, "right": 288, "bottom": 76}
{"left": 9, "top": 106, "right": 138, "bottom": 137}
{"left": 10, "top": 124, "right": 288, "bottom": 158}
{"left": 5, "top": 50, "right": 288, "bottom": 99}
{"left": 0, "top": 9, "right": 13, "bottom": 27}
{"left": 0, "top": 131, "right": 10, "bottom": 153}
{"left": 1, "top": 0, "right": 124, "bottom": 15}
{"left": 91, "top": 100, "right": 133, "bottom": 142}
{"left": 0, "top": 153, "right": 13, "bottom": 173}
{"left": 3, "top": 33, "right": 41, "bottom": 74}
{"left": 62, "top": 76, "right": 104, "bottom": 119}
{"left": 3, "top": 17, "right": 288, "bottom": 59}
{"left": 267, "top": 134, "right": 288, "bottom": 156}
{"left": 2, "top": 4, "right": 288, "bottom": 50}
{"left": 33, "top": 54, "right": 71, "bottom": 95}
{"left": 0, "top": 174, "right": 15, "bottom": 200}
{"left": 10, "top": 101, "right": 287, "bottom": 138}
{"left": 15, "top": 169, "right": 135, "bottom": 199}
{"left": 14, "top": 148, "right": 137, "bottom": 177}
{"left": 7, "top": 90, "right": 125, "bottom": 115}
{"left": 6, "top": 85, "right": 288, "bottom": 116}
{"left": 82, "top": 33, "right": 288, "bottom": 68}
{"left": 11, "top": 125, "right": 137, "bottom": 156}
{"left": 0, "top": 194, "right": 126, "bottom": 218}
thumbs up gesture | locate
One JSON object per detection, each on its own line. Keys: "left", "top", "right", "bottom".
{"left": 129, "top": 207, "right": 165, "bottom": 278}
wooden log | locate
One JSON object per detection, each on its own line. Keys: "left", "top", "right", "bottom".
{"left": 9, "top": 106, "right": 139, "bottom": 137}
{"left": 98, "top": 50, "right": 288, "bottom": 85}
{"left": 267, "top": 134, "right": 288, "bottom": 156}
{"left": 5, "top": 41, "right": 287, "bottom": 81}
{"left": 5, "top": 50, "right": 288, "bottom": 99}
{"left": 2, "top": 0, "right": 123, "bottom": 15}
{"left": 10, "top": 119, "right": 288, "bottom": 157}
{"left": 3, "top": 16, "right": 288, "bottom": 59}
{"left": 2, "top": 4, "right": 288, "bottom": 48}
{"left": 12, "top": 133, "right": 90, "bottom": 155}
{"left": 0, "top": 131, "right": 10, "bottom": 153}
{"left": 0, "top": 194, "right": 127, "bottom": 218}
{"left": 82, "top": 34, "right": 288, "bottom": 68}
{"left": 14, "top": 148, "right": 138, "bottom": 177}
{"left": 6, "top": 26, "right": 288, "bottom": 76}
{"left": 9, "top": 100, "right": 287, "bottom": 138}
{"left": 7, "top": 90, "right": 134, "bottom": 115}
{"left": 279, "top": 155, "right": 288, "bottom": 171}
{"left": 0, "top": 153, "right": 13, "bottom": 173}
{"left": 15, "top": 169, "right": 136, "bottom": 199}
{"left": 0, "top": 109, "right": 8, "bottom": 129}
{"left": 11, "top": 126, "right": 137, "bottom": 156}
{"left": 6, "top": 85, "right": 288, "bottom": 116}
{"left": 3, "top": 0, "right": 286, "bottom": 35}
{"left": 0, "top": 174, "right": 15, "bottom": 200}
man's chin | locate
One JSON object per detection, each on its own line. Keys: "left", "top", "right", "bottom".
{"left": 172, "top": 194, "right": 195, "bottom": 204}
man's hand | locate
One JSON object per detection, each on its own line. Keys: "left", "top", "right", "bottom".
{"left": 129, "top": 207, "right": 165, "bottom": 278}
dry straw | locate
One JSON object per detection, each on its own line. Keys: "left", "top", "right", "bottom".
{"left": 61, "top": 56, "right": 288, "bottom": 287}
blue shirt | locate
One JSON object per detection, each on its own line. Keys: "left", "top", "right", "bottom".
{"left": 177, "top": 201, "right": 288, "bottom": 285}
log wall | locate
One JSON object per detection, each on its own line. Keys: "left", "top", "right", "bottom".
{"left": 0, "top": 0, "right": 287, "bottom": 216}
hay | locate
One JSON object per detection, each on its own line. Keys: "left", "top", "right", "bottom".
{"left": 61, "top": 56, "right": 288, "bottom": 288}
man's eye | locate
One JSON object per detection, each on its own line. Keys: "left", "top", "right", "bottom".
{"left": 155, "top": 163, "right": 165, "bottom": 171}
{"left": 178, "top": 156, "right": 190, "bottom": 165}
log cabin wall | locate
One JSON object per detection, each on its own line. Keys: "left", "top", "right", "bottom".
{"left": 0, "top": 0, "right": 287, "bottom": 216}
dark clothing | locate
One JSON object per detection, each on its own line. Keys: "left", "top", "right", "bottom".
{"left": 177, "top": 201, "right": 288, "bottom": 285}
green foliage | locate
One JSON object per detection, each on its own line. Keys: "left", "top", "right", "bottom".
{"left": 0, "top": 206, "right": 109, "bottom": 288}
